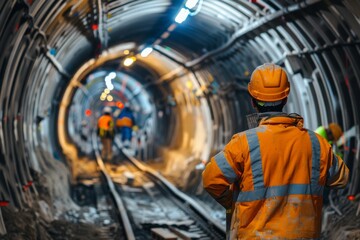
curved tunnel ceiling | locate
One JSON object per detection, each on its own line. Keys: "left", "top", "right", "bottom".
{"left": 0, "top": 0, "right": 360, "bottom": 235}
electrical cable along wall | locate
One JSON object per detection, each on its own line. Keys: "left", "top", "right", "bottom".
{"left": 0, "top": 0, "right": 88, "bottom": 222}
{"left": 0, "top": 1, "right": 40, "bottom": 211}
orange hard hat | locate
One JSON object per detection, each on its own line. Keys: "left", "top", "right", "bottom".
{"left": 328, "top": 123, "right": 343, "bottom": 141}
{"left": 248, "top": 63, "right": 290, "bottom": 102}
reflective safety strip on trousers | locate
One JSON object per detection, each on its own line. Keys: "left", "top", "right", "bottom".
{"left": 245, "top": 129, "right": 264, "bottom": 189}
{"left": 214, "top": 151, "right": 237, "bottom": 183}
{"left": 308, "top": 131, "right": 321, "bottom": 186}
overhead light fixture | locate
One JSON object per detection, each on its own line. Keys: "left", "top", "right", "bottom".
{"left": 154, "top": 39, "right": 162, "bottom": 45}
{"left": 168, "top": 24, "right": 177, "bottom": 32}
{"left": 104, "top": 72, "right": 116, "bottom": 90}
{"left": 105, "top": 76, "right": 112, "bottom": 82}
{"left": 107, "top": 95, "right": 113, "bottom": 101}
{"left": 175, "top": 8, "right": 190, "bottom": 24}
{"left": 123, "top": 56, "right": 136, "bottom": 67}
{"left": 107, "top": 84, "right": 114, "bottom": 90}
{"left": 105, "top": 81, "right": 114, "bottom": 90}
{"left": 161, "top": 32, "right": 170, "bottom": 39}
{"left": 185, "top": 0, "right": 199, "bottom": 9}
{"left": 140, "top": 47, "right": 153, "bottom": 58}
{"left": 108, "top": 72, "right": 116, "bottom": 79}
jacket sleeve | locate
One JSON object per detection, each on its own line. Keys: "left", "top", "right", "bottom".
{"left": 202, "top": 134, "right": 243, "bottom": 209}
{"left": 326, "top": 151, "right": 349, "bottom": 188}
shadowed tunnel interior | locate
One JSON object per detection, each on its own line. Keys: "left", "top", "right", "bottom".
{"left": 0, "top": 0, "right": 360, "bottom": 238}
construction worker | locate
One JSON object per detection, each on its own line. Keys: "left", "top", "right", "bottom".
{"left": 202, "top": 63, "right": 349, "bottom": 239}
{"left": 97, "top": 106, "right": 115, "bottom": 161}
{"left": 116, "top": 103, "right": 137, "bottom": 148}
{"left": 316, "top": 123, "right": 343, "bottom": 157}
{"left": 315, "top": 123, "right": 344, "bottom": 206}
{"left": 315, "top": 123, "right": 343, "bottom": 145}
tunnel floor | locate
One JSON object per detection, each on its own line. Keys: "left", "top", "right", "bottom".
{"left": 1, "top": 147, "right": 359, "bottom": 239}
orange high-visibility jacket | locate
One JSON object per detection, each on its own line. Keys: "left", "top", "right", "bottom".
{"left": 202, "top": 114, "right": 349, "bottom": 239}
{"left": 97, "top": 115, "right": 114, "bottom": 138}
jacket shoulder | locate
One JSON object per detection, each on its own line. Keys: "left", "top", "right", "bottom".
{"left": 237, "top": 126, "right": 267, "bottom": 135}
{"left": 230, "top": 127, "right": 260, "bottom": 141}
{"left": 305, "top": 128, "right": 331, "bottom": 148}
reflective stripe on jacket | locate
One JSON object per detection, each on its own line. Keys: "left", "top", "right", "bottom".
{"left": 202, "top": 114, "right": 349, "bottom": 239}
{"left": 116, "top": 117, "right": 133, "bottom": 128}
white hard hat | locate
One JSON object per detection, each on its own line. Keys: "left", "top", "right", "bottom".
{"left": 103, "top": 106, "right": 112, "bottom": 114}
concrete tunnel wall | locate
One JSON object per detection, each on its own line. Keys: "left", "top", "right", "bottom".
{"left": 0, "top": 0, "right": 359, "bottom": 232}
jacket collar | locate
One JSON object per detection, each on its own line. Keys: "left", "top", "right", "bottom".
{"left": 258, "top": 112, "right": 304, "bottom": 128}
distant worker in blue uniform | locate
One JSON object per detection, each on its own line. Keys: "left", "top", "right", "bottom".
{"left": 97, "top": 106, "right": 115, "bottom": 161}
{"left": 116, "top": 103, "right": 137, "bottom": 148}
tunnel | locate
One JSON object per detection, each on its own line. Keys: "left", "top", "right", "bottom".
{"left": 0, "top": 0, "right": 359, "bottom": 239}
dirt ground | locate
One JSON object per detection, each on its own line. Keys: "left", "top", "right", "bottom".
{"left": 0, "top": 161, "right": 118, "bottom": 240}
{"left": 1, "top": 206, "right": 117, "bottom": 240}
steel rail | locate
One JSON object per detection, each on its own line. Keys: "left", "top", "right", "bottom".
{"left": 91, "top": 133, "right": 135, "bottom": 240}
{"left": 114, "top": 138, "right": 226, "bottom": 237}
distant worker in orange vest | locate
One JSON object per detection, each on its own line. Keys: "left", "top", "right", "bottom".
{"left": 315, "top": 123, "right": 344, "bottom": 206}
{"left": 97, "top": 106, "right": 115, "bottom": 161}
{"left": 202, "top": 63, "right": 349, "bottom": 239}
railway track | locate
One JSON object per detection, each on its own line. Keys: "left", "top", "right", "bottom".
{"left": 91, "top": 134, "right": 226, "bottom": 239}
{"left": 69, "top": 178, "right": 124, "bottom": 239}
